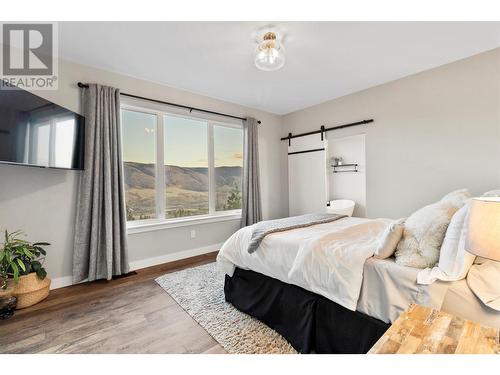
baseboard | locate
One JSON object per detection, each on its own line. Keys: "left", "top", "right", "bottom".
{"left": 49, "top": 243, "right": 222, "bottom": 290}
{"left": 128, "top": 243, "right": 222, "bottom": 271}
{"left": 50, "top": 275, "right": 76, "bottom": 290}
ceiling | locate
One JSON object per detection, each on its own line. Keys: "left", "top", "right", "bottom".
{"left": 59, "top": 22, "right": 500, "bottom": 115}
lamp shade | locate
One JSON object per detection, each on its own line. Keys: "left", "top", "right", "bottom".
{"left": 466, "top": 197, "right": 500, "bottom": 261}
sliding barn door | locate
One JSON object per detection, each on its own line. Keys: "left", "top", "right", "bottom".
{"left": 288, "top": 135, "right": 328, "bottom": 216}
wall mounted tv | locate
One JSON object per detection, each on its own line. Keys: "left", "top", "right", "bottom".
{"left": 0, "top": 82, "right": 85, "bottom": 170}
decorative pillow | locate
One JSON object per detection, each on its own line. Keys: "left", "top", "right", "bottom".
{"left": 417, "top": 201, "right": 476, "bottom": 284}
{"left": 395, "top": 189, "right": 471, "bottom": 269}
{"left": 374, "top": 219, "right": 405, "bottom": 259}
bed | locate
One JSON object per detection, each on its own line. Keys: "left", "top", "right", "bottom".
{"left": 217, "top": 215, "right": 500, "bottom": 353}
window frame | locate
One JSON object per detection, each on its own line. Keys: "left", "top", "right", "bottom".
{"left": 120, "top": 97, "right": 243, "bottom": 232}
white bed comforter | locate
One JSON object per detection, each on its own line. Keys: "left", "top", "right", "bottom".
{"left": 217, "top": 217, "right": 391, "bottom": 311}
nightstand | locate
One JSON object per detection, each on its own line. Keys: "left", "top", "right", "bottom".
{"left": 369, "top": 303, "right": 500, "bottom": 354}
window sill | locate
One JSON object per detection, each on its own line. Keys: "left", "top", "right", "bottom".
{"left": 127, "top": 211, "right": 242, "bottom": 234}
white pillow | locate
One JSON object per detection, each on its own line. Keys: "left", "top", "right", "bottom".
{"left": 481, "top": 189, "right": 500, "bottom": 198}
{"left": 395, "top": 189, "right": 471, "bottom": 269}
{"left": 417, "top": 201, "right": 476, "bottom": 284}
{"left": 374, "top": 219, "right": 405, "bottom": 259}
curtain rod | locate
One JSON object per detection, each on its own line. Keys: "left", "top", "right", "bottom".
{"left": 77, "top": 82, "right": 261, "bottom": 124}
{"left": 280, "top": 119, "right": 373, "bottom": 144}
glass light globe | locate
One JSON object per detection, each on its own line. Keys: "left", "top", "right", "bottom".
{"left": 254, "top": 32, "right": 285, "bottom": 71}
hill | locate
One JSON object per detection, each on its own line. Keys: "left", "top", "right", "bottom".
{"left": 123, "top": 161, "right": 242, "bottom": 220}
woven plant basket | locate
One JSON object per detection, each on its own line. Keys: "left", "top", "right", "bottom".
{"left": 0, "top": 282, "right": 15, "bottom": 298}
{"left": 13, "top": 273, "right": 51, "bottom": 309}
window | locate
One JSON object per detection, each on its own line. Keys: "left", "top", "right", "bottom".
{"left": 121, "top": 101, "right": 243, "bottom": 225}
{"left": 121, "top": 109, "right": 157, "bottom": 221}
{"left": 214, "top": 124, "right": 243, "bottom": 211}
{"left": 164, "top": 115, "right": 209, "bottom": 218}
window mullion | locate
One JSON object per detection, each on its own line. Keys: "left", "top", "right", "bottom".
{"left": 49, "top": 118, "right": 56, "bottom": 166}
{"left": 208, "top": 122, "right": 215, "bottom": 215}
{"left": 156, "top": 113, "right": 166, "bottom": 220}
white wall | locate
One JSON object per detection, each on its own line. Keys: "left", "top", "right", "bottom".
{"left": 328, "top": 134, "right": 366, "bottom": 217}
{"left": 283, "top": 48, "right": 500, "bottom": 219}
{"left": 0, "top": 57, "right": 289, "bottom": 283}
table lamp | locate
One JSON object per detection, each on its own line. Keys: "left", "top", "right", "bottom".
{"left": 465, "top": 197, "right": 500, "bottom": 311}
{"left": 466, "top": 197, "right": 500, "bottom": 261}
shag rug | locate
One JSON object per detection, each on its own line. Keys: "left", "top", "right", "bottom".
{"left": 155, "top": 262, "right": 297, "bottom": 354}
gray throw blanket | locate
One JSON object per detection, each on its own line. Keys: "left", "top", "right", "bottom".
{"left": 247, "top": 213, "right": 347, "bottom": 254}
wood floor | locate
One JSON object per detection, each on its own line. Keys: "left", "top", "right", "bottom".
{"left": 0, "top": 252, "right": 226, "bottom": 354}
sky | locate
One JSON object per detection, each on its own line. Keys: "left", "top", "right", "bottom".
{"left": 121, "top": 110, "right": 243, "bottom": 167}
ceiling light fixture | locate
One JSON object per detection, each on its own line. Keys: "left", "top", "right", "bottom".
{"left": 254, "top": 31, "right": 285, "bottom": 72}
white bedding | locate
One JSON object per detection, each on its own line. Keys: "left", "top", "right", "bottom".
{"left": 218, "top": 217, "right": 392, "bottom": 312}
{"left": 217, "top": 216, "right": 452, "bottom": 323}
{"left": 288, "top": 218, "right": 391, "bottom": 310}
{"left": 218, "top": 215, "right": 500, "bottom": 327}
{"left": 217, "top": 216, "right": 371, "bottom": 283}
{"left": 441, "top": 276, "right": 500, "bottom": 328}
{"left": 359, "top": 257, "right": 449, "bottom": 322}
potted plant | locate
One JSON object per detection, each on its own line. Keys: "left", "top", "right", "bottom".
{"left": 0, "top": 230, "right": 51, "bottom": 309}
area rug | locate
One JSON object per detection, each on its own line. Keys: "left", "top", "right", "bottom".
{"left": 155, "top": 262, "right": 297, "bottom": 354}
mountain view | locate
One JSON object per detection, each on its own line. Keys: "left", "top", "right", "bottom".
{"left": 124, "top": 161, "right": 242, "bottom": 221}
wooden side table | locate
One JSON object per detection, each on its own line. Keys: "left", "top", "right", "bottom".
{"left": 369, "top": 303, "right": 500, "bottom": 354}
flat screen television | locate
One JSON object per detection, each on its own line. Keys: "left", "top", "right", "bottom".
{"left": 0, "top": 83, "right": 85, "bottom": 170}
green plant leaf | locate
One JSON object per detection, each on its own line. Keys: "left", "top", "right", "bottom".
{"left": 1, "top": 231, "right": 49, "bottom": 283}
{"left": 35, "top": 267, "right": 47, "bottom": 280}
{"left": 23, "top": 248, "right": 35, "bottom": 258}
{"left": 16, "top": 258, "right": 26, "bottom": 272}
{"left": 33, "top": 246, "right": 46, "bottom": 256}
{"left": 10, "top": 262, "right": 19, "bottom": 283}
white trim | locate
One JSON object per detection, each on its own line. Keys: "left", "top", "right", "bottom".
{"left": 50, "top": 275, "right": 77, "bottom": 290}
{"left": 128, "top": 242, "right": 222, "bottom": 271}
{"left": 207, "top": 122, "right": 215, "bottom": 215}
{"left": 127, "top": 211, "right": 241, "bottom": 234}
{"left": 156, "top": 113, "right": 165, "bottom": 220}
{"left": 49, "top": 243, "right": 222, "bottom": 290}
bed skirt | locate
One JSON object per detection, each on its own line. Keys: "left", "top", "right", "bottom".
{"left": 224, "top": 267, "right": 390, "bottom": 354}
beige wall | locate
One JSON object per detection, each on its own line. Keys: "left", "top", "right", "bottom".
{"left": 283, "top": 48, "right": 500, "bottom": 219}
{"left": 0, "top": 57, "right": 289, "bottom": 281}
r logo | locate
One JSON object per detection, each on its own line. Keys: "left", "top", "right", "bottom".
{"left": 2, "top": 23, "right": 53, "bottom": 76}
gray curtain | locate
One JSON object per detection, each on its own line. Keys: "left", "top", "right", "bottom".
{"left": 241, "top": 117, "right": 262, "bottom": 227}
{"left": 73, "top": 84, "right": 129, "bottom": 283}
